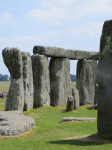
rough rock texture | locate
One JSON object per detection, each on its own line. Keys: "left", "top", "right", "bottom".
{"left": 94, "top": 84, "right": 98, "bottom": 104}
{"left": 97, "top": 20, "right": 112, "bottom": 134}
{"left": 76, "top": 59, "right": 97, "bottom": 105}
{"left": 0, "top": 111, "right": 35, "bottom": 136}
{"left": 22, "top": 52, "right": 33, "bottom": 111}
{"left": 33, "top": 46, "right": 99, "bottom": 60}
{"left": 72, "top": 88, "right": 79, "bottom": 110}
{"left": 49, "top": 58, "right": 72, "bottom": 106}
{"left": 66, "top": 96, "right": 74, "bottom": 111}
{"left": 2, "top": 47, "right": 22, "bottom": 78}
{"left": 2, "top": 48, "right": 24, "bottom": 112}
{"left": 58, "top": 117, "right": 97, "bottom": 124}
{"left": 32, "top": 54, "right": 50, "bottom": 107}
{"left": 5, "top": 78, "right": 24, "bottom": 112}
{"left": 87, "top": 105, "right": 97, "bottom": 110}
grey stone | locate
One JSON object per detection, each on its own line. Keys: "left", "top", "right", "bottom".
{"left": 94, "top": 84, "right": 98, "bottom": 104}
{"left": 2, "top": 47, "right": 22, "bottom": 78}
{"left": 49, "top": 58, "right": 72, "bottom": 106}
{"left": 58, "top": 117, "right": 97, "bottom": 124}
{"left": 32, "top": 54, "right": 50, "bottom": 107}
{"left": 87, "top": 105, "right": 97, "bottom": 110}
{"left": 72, "top": 88, "right": 79, "bottom": 110}
{"left": 2, "top": 47, "right": 24, "bottom": 112}
{"left": 97, "top": 20, "right": 112, "bottom": 134}
{"left": 0, "top": 111, "right": 35, "bottom": 136}
{"left": 76, "top": 59, "right": 97, "bottom": 105}
{"left": 22, "top": 52, "right": 33, "bottom": 111}
{"left": 5, "top": 77, "right": 24, "bottom": 112}
{"left": 33, "top": 46, "right": 99, "bottom": 60}
{"left": 66, "top": 96, "right": 74, "bottom": 111}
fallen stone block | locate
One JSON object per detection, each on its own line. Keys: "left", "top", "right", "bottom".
{"left": 87, "top": 105, "right": 97, "bottom": 110}
{"left": 0, "top": 111, "right": 35, "bottom": 136}
{"left": 58, "top": 117, "right": 97, "bottom": 124}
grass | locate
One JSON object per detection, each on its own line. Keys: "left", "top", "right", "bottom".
{"left": 71, "top": 81, "right": 76, "bottom": 88}
{"left": 0, "top": 81, "right": 10, "bottom": 92}
{"left": 0, "top": 81, "right": 112, "bottom": 149}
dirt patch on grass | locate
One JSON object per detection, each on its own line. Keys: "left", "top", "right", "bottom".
{"left": 62, "top": 134, "right": 112, "bottom": 143}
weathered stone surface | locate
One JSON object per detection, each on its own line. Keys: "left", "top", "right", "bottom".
{"left": 32, "top": 54, "right": 50, "bottom": 107}
{"left": 72, "top": 88, "right": 79, "bottom": 110}
{"left": 49, "top": 58, "right": 72, "bottom": 106}
{"left": 76, "top": 59, "right": 97, "bottom": 105}
{"left": 5, "top": 77, "right": 24, "bottom": 112}
{"left": 97, "top": 20, "right": 112, "bottom": 134}
{"left": 66, "top": 96, "right": 74, "bottom": 111}
{"left": 87, "top": 105, "right": 97, "bottom": 110}
{"left": 94, "top": 84, "right": 98, "bottom": 104}
{"left": 2, "top": 47, "right": 22, "bottom": 78}
{"left": 0, "top": 111, "right": 35, "bottom": 136}
{"left": 58, "top": 117, "right": 97, "bottom": 124}
{"left": 22, "top": 52, "right": 33, "bottom": 111}
{"left": 2, "top": 48, "right": 24, "bottom": 112}
{"left": 33, "top": 46, "right": 99, "bottom": 60}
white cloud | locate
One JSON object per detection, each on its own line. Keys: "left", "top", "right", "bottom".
{"left": 74, "top": 0, "right": 112, "bottom": 18}
{"left": 67, "top": 21, "right": 103, "bottom": 37}
{"left": 0, "top": 31, "right": 61, "bottom": 52}
{"left": 0, "top": 12, "right": 17, "bottom": 25}
{"left": 27, "top": 0, "right": 112, "bottom": 24}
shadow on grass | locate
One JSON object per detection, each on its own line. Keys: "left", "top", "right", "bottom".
{"left": 61, "top": 109, "right": 67, "bottom": 113}
{"left": 47, "top": 139, "right": 103, "bottom": 146}
{"left": 47, "top": 133, "right": 112, "bottom": 146}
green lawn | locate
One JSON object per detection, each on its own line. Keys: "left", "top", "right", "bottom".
{"left": 0, "top": 81, "right": 10, "bottom": 92}
{"left": 0, "top": 82, "right": 111, "bottom": 150}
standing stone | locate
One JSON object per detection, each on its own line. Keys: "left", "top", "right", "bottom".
{"left": 32, "top": 54, "right": 50, "bottom": 107}
{"left": 66, "top": 96, "right": 74, "bottom": 111}
{"left": 22, "top": 52, "right": 33, "bottom": 111}
{"left": 94, "top": 84, "right": 98, "bottom": 104}
{"left": 49, "top": 58, "right": 72, "bottom": 106}
{"left": 2, "top": 47, "right": 24, "bottom": 112}
{"left": 72, "top": 88, "right": 79, "bottom": 110}
{"left": 97, "top": 20, "right": 112, "bottom": 134}
{"left": 76, "top": 59, "right": 97, "bottom": 105}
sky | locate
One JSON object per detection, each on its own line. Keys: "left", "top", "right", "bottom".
{"left": 0, "top": 0, "right": 112, "bottom": 76}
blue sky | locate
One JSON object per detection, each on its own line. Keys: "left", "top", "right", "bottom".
{"left": 0, "top": 0, "right": 112, "bottom": 76}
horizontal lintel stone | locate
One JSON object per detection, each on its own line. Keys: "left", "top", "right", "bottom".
{"left": 33, "top": 46, "right": 99, "bottom": 60}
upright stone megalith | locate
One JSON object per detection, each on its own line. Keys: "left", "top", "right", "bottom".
{"left": 2, "top": 47, "right": 24, "bottom": 112}
{"left": 22, "top": 52, "right": 33, "bottom": 111}
{"left": 32, "top": 54, "right": 50, "bottom": 107}
{"left": 76, "top": 59, "right": 97, "bottom": 105}
{"left": 49, "top": 58, "right": 72, "bottom": 106}
{"left": 97, "top": 20, "right": 112, "bottom": 134}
